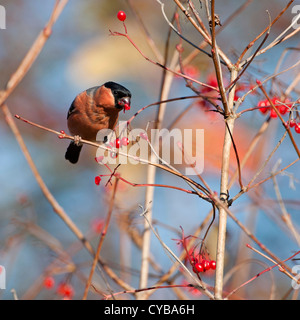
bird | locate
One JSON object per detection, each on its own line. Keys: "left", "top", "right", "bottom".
{"left": 65, "top": 81, "right": 131, "bottom": 164}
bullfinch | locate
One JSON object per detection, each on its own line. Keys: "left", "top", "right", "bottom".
{"left": 65, "top": 81, "right": 131, "bottom": 164}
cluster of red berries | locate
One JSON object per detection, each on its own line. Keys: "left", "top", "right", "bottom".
{"left": 257, "top": 97, "right": 300, "bottom": 133}
{"left": 288, "top": 119, "right": 300, "bottom": 134}
{"left": 257, "top": 97, "right": 291, "bottom": 118}
{"left": 95, "top": 137, "right": 130, "bottom": 167}
{"left": 43, "top": 277, "right": 74, "bottom": 299}
{"left": 107, "top": 137, "right": 130, "bottom": 159}
{"left": 112, "top": 137, "right": 129, "bottom": 148}
{"left": 175, "top": 229, "right": 216, "bottom": 276}
{"left": 191, "top": 257, "right": 216, "bottom": 274}
{"left": 94, "top": 137, "right": 130, "bottom": 186}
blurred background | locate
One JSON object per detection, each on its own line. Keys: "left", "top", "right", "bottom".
{"left": 0, "top": 0, "right": 299, "bottom": 299}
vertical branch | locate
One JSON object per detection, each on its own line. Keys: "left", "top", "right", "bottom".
{"left": 138, "top": 29, "right": 179, "bottom": 298}
{"left": 210, "top": 0, "right": 230, "bottom": 116}
{"left": 214, "top": 68, "right": 238, "bottom": 299}
{"left": 214, "top": 121, "right": 234, "bottom": 299}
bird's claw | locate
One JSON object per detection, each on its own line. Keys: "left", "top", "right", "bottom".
{"left": 74, "top": 135, "right": 82, "bottom": 146}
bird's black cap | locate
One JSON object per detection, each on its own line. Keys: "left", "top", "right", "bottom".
{"left": 104, "top": 81, "right": 131, "bottom": 98}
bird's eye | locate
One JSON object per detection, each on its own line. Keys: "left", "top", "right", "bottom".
{"left": 113, "top": 90, "right": 118, "bottom": 96}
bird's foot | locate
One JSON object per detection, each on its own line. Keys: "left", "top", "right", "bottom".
{"left": 74, "top": 135, "right": 82, "bottom": 146}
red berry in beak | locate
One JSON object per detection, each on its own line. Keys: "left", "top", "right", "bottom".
{"left": 118, "top": 97, "right": 131, "bottom": 113}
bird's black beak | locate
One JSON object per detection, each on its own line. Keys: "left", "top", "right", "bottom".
{"left": 117, "top": 96, "right": 131, "bottom": 110}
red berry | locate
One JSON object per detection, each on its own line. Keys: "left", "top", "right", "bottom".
{"left": 122, "top": 103, "right": 130, "bottom": 113}
{"left": 183, "top": 65, "right": 200, "bottom": 79}
{"left": 124, "top": 103, "right": 130, "bottom": 111}
{"left": 203, "top": 74, "right": 218, "bottom": 92}
{"left": 43, "top": 276, "right": 55, "bottom": 289}
{"left": 279, "top": 105, "right": 288, "bottom": 115}
{"left": 117, "top": 11, "right": 126, "bottom": 21}
{"left": 257, "top": 100, "right": 269, "bottom": 114}
{"left": 295, "top": 124, "right": 300, "bottom": 134}
{"left": 190, "top": 256, "right": 198, "bottom": 265}
{"left": 91, "top": 218, "right": 104, "bottom": 233}
{"left": 270, "top": 108, "right": 278, "bottom": 118}
{"left": 95, "top": 176, "right": 101, "bottom": 185}
{"left": 289, "top": 120, "right": 296, "bottom": 128}
{"left": 110, "top": 152, "right": 118, "bottom": 159}
{"left": 121, "top": 137, "right": 129, "bottom": 146}
{"left": 271, "top": 97, "right": 280, "bottom": 106}
{"left": 234, "top": 94, "right": 239, "bottom": 101}
{"left": 202, "top": 260, "right": 210, "bottom": 271}
{"left": 194, "top": 263, "right": 204, "bottom": 273}
{"left": 209, "top": 260, "right": 216, "bottom": 270}
{"left": 57, "top": 283, "right": 74, "bottom": 298}
{"left": 115, "top": 138, "right": 121, "bottom": 148}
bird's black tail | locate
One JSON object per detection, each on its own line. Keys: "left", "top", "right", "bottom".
{"left": 65, "top": 142, "right": 83, "bottom": 164}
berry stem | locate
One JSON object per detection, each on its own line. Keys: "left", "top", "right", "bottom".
{"left": 103, "top": 283, "right": 199, "bottom": 300}
{"left": 109, "top": 28, "right": 218, "bottom": 91}
{"left": 97, "top": 163, "right": 198, "bottom": 195}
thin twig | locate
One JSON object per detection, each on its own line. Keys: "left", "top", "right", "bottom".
{"left": 271, "top": 167, "right": 300, "bottom": 246}
{"left": 14, "top": 113, "right": 209, "bottom": 194}
{"left": 225, "top": 245, "right": 299, "bottom": 299}
{"left": 238, "top": 0, "right": 295, "bottom": 67}
{"left": 229, "top": 15, "right": 271, "bottom": 92}
{"left": 210, "top": 0, "right": 229, "bottom": 116}
{"left": 83, "top": 178, "right": 119, "bottom": 300}
{"left": 171, "top": 0, "right": 232, "bottom": 68}
{"left": 109, "top": 25, "right": 218, "bottom": 91}
{"left": 0, "top": 0, "right": 69, "bottom": 106}
{"left": 126, "top": 0, "right": 163, "bottom": 63}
